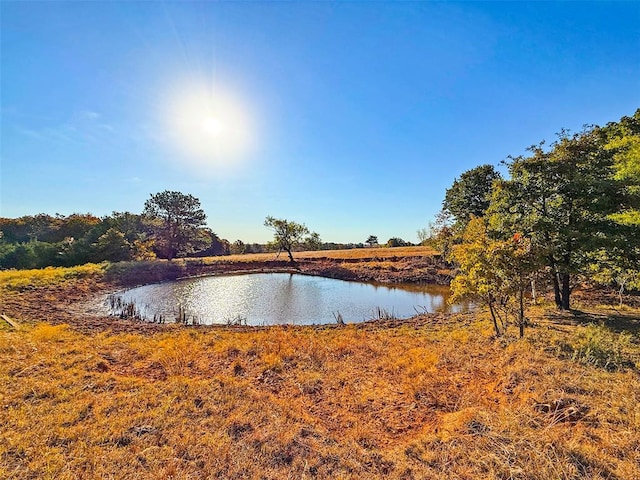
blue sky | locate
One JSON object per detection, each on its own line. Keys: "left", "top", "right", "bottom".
{"left": 1, "top": 1, "right": 639, "bottom": 244}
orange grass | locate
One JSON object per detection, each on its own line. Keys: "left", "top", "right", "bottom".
{"left": 2, "top": 261, "right": 638, "bottom": 478}
{"left": 1, "top": 312, "right": 639, "bottom": 479}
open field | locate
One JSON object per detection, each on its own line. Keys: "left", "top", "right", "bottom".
{"left": 218, "top": 246, "right": 439, "bottom": 262}
{"left": 1, "top": 261, "right": 639, "bottom": 479}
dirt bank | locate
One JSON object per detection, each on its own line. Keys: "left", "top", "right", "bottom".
{"left": 103, "top": 255, "right": 452, "bottom": 288}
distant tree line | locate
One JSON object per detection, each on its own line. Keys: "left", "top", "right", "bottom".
{"left": 419, "top": 108, "right": 640, "bottom": 334}
{"left": 0, "top": 212, "right": 222, "bottom": 270}
{"left": 0, "top": 191, "right": 411, "bottom": 269}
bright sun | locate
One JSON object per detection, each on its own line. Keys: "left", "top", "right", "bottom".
{"left": 199, "top": 116, "right": 223, "bottom": 137}
{"left": 165, "top": 83, "right": 254, "bottom": 167}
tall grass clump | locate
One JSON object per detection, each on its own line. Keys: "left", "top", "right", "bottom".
{"left": 557, "top": 323, "right": 636, "bottom": 371}
{"left": 151, "top": 331, "right": 205, "bottom": 376}
{"left": 29, "top": 323, "right": 71, "bottom": 343}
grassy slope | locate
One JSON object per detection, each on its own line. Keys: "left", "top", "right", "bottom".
{"left": 1, "top": 260, "right": 639, "bottom": 479}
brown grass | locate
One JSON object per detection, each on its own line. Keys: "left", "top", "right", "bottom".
{"left": 200, "top": 245, "right": 439, "bottom": 263}
{"left": 1, "top": 308, "right": 638, "bottom": 479}
{"left": 1, "top": 261, "right": 639, "bottom": 479}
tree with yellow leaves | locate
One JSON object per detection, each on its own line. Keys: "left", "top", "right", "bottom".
{"left": 450, "top": 217, "right": 537, "bottom": 338}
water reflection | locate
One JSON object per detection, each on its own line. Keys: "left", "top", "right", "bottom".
{"left": 107, "top": 273, "right": 472, "bottom": 325}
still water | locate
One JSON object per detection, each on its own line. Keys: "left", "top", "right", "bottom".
{"left": 107, "top": 273, "right": 472, "bottom": 325}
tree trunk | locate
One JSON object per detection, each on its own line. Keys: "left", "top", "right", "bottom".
{"left": 518, "top": 288, "right": 525, "bottom": 338}
{"left": 488, "top": 298, "right": 501, "bottom": 337}
{"left": 551, "top": 270, "right": 562, "bottom": 308}
{"left": 560, "top": 272, "right": 570, "bottom": 310}
{"left": 559, "top": 240, "right": 572, "bottom": 311}
{"left": 618, "top": 275, "right": 627, "bottom": 307}
{"left": 285, "top": 248, "right": 295, "bottom": 264}
{"left": 548, "top": 256, "right": 561, "bottom": 308}
{"left": 531, "top": 279, "right": 537, "bottom": 304}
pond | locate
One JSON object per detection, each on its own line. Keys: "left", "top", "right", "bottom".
{"left": 106, "top": 273, "right": 472, "bottom": 326}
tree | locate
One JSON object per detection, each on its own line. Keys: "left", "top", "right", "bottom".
{"left": 143, "top": 191, "right": 208, "bottom": 260}
{"left": 443, "top": 164, "right": 502, "bottom": 227}
{"left": 94, "top": 228, "right": 133, "bottom": 262}
{"left": 193, "top": 230, "right": 230, "bottom": 257}
{"left": 304, "top": 232, "right": 323, "bottom": 251}
{"left": 230, "top": 239, "right": 246, "bottom": 255}
{"left": 589, "top": 109, "right": 640, "bottom": 303}
{"left": 450, "top": 218, "right": 537, "bottom": 337}
{"left": 589, "top": 247, "right": 640, "bottom": 306}
{"left": 264, "top": 216, "right": 311, "bottom": 263}
{"left": 604, "top": 109, "right": 640, "bottom": 227}
{"left": 27, "top": 214, "right": 57, "bottom": 242}
{"left": 386, "top": 237, "right": 411, "bottom": 248}
{"left": 417, "top": 210, "right": 455, "bottom": 258}
{"left": 55, "top": 213, "right": 101, "bottom": 242}
{"left": 489, "top": 127, "right": 627, "bottom": 310}
{"left": 365, "top": 235, "right": 378, "bottom": 247}
{"left": 104, "top": 212, "right": 147, "bottom": 243}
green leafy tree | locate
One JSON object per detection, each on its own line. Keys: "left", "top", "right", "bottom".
{"left": 0, "top": 214, "right": 98, "bottom": 244}
{"left": 193, "top": 231, "right": 230, "bottom": 257}
{"left": 94, "top": 228, "right": 133, "bottom": 262}
{"left": 451, "top": 218, "right": 507, "bottom": 336}
{"left": 104, "top": 212, "right": 147, "bottom": 242}
{"left": 230, "top": 239, "right": 246, "bottom": 255}
{"left": 589, "top": 248, "right": 640, "bottom": 306}
{"left": 365, "top": 235, "right": 378, "bottom": 247}
{"left": 492, "top": 232, "right": 539, "bottom": 338}
{"left": 0, "top": 243, "right": 35, "bottom": 269}
{"left": 27, "top": 214, "right": 58, "bottom": 242}
{"left": 489, "top": 127, "right": 627, "bottom": 310}
{"left": 304, "top": 232, "right": 323, "bottom": 251}
{"left": 386, "top": 237, "right": 411, "bottom": 247}
{"left": 143, "top": 191, "right": 208, "bottom": 260}
{"left": 593, "top": 109, "right": 640, "bottom": 302}
{"left": 603, "top": 109, "right": 640, "bottom": 229}
{"left": 443, "top": 164, "right": 502, "bottom": 227}
{"left": 264, "top": 216, "right": 311, "bottom": 263}
{"left": 54, "top": 213, "right": 101, "bottom": 242}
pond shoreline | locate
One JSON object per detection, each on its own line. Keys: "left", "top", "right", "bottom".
{"left": 105, "top": 256, "right": 452, "bottom": 288}
{"left": 104, "top": 271, "right": 466, "bottom": 326}
{"left": 2, "top": 253, "right": 456, "bottom": 334}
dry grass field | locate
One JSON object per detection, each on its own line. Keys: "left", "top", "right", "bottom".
{"left": 1, "top": 262, "right": 639, "bottom": 479}
{"left": 216, "top": 246, "right": 439, "bottom": 263}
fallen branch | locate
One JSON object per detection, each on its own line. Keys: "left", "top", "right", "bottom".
{"left": 1, "top": 314, "right": 20, "bottom": 329}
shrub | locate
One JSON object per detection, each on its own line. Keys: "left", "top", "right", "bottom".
{"left": 568, "top": 324, "right": 634, "bottom": 371}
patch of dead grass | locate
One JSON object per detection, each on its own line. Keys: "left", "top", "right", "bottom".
{"left": 1, "top": 311, "right": 638, "bottom": 479}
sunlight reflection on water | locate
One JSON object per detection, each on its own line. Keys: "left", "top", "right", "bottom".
{"left": 107, "top": 273, "right": 472, "bottom": 325}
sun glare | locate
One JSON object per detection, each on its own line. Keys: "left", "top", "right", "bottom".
{"left": 199, "top": 116, "right": 223, "bottom": 137}
{"left": 165, "top": 83, "right": 255, "bottom": 169}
